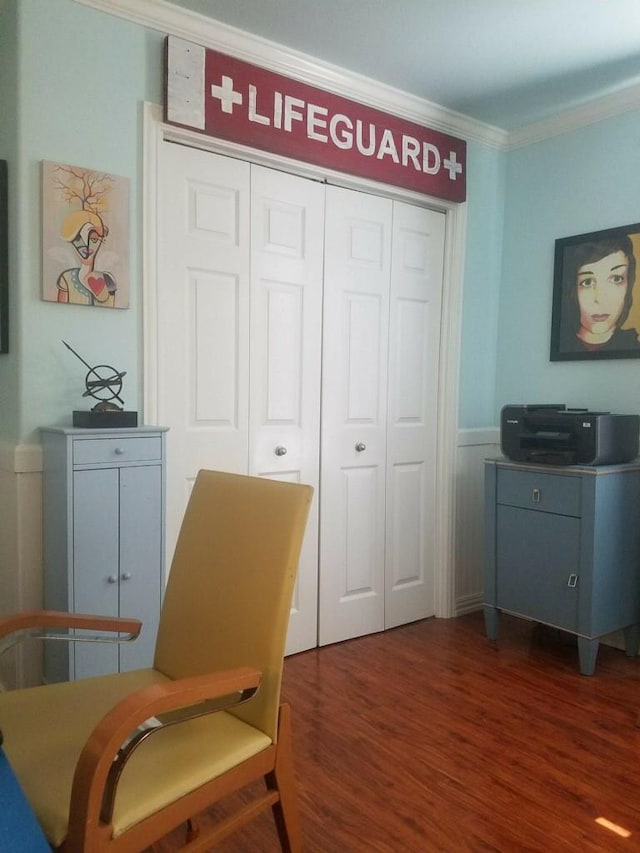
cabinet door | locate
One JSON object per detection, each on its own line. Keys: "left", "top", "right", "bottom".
{"left": 496, "top": 505, "right": 580, "bottom": 631}
{"left": 73, "top": 468, "right": 120, "bottom": 679}
{"left": 119, "top": 464, "right": 163, "bottom": 671}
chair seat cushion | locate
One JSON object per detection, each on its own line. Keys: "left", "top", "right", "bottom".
{"left": 0, "top": 668, "right": 272, "bottom": 846}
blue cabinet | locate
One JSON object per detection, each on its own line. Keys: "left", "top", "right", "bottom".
{"left": 41, "top": 427, "right": 167, "bottom": 681}
{"left": 484, "top": 458, "right": 640, "bottom": 675}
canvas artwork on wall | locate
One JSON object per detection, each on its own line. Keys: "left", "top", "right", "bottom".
{"left": 550, "top": 222, "right": 640, "bottom": 361}
{"left": 42, "top": 160, "right": 130, "bottom": 309}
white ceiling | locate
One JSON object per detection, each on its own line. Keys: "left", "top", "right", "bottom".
{"left": 166, "top": 0, "right": 640, "bottom": 130}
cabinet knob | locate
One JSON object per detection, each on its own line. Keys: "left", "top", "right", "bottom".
{"left": 107, "top": 575, "right": 118, "bottom": 584}
{"left": 531, "top": 488, "right": 541, "bottom": 503}
{"left": 121, "top": 572, "right": 132, "bottom": 581}
{"left": 567, "top": 574, "right": 578, "bottom": 588}
{"left": 274, "top": 446, "right": 288, "bottom": 457}
{"left": 114, "top": 447, "right": 126, "bottom": 456}
{"left": 355, "top": 442, "right": 367, "bottom": 452}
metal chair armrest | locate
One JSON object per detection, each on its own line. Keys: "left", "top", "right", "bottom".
{"left": 0, "top": 610, "right": 142, "bottom": 657}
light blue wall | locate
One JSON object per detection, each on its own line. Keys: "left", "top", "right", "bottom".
{"left": 497, "top": 112, "right": 640, "bottom": 417}
{"left": 13, "top": 0, "right": 163, "bottom": 442}
{"left": 6, "top": 0, "right": 504, "bottom": 444}
{"left": 457, "top": 140, "right": 506, "bottom": 428}
{"left": 0, "top": 0, "right": 19, "bottom": 439}
{"left": 7, "top": 2, "right": 639, "bottom": 444}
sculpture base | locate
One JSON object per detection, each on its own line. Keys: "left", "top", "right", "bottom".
{"left": 72, "top": 410, "right": 138, "bottom": 428}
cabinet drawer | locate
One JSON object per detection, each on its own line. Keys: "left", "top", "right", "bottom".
{"left": 496, "top": 468, "right": 581, "bottom": 516}
{"left": 73, "top": 436, "right": 162, "bottom": 466}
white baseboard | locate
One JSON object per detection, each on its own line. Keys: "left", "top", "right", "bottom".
{"left": 455, "top": 592, "right": 483, "bottom": 616}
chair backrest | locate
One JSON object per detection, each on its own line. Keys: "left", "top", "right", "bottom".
{"left": 154, "top": 470, "right": 313, "bottom": 741}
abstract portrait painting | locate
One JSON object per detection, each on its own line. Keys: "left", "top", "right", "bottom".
{"left": 42, "top": 160, "right": 130, "bottom": 309}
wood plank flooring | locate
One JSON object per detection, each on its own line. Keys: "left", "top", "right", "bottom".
{"left": 151, "top": 612, "right": 640, "bottom": 851}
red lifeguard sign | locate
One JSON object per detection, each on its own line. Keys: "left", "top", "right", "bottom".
{"left": 165, "top": 36, "right": 467, "bottom": 203}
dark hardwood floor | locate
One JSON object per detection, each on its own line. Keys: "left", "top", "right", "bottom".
{"left": 152, "top": 612, "right": 640, "bottom": 851}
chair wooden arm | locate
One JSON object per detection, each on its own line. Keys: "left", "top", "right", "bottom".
{"left": 66, "top": 667, "right": 262, "bottom": 849}
{"left": 0, "top": 610, "right": 142, "bottom": 657}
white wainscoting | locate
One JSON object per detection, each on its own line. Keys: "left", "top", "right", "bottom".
{"left": 1, "top": 428, "right": 500, "bottom": 688}
{"left": 0, "top": 441, "right": 44, "bottom": 688}
{"left": 454, "top": 428, "right": 500, "bottom": 615}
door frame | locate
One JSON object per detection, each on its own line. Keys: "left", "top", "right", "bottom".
{"left": 142, "top": 102, "right": 466, "bottom": 619}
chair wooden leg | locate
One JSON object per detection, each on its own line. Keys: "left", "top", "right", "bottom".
{"left": 185, "top": 817, "right": 200, "bottom": 843}
{"left": 267, "top": 703, "right": 302, "bottom": 853}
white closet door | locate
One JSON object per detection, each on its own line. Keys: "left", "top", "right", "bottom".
{"left": 319, "top": 186, "right": 392, "bottom": 646}
{"left": 157, "top": 143, "right": 250, "bottom": 567}
{"left": 155, "top": 142, "right": 447, "bottom": 652}
{"left": 385, "top": 202, "right": 445, "bottom": 628}
{"left": 249, "top": 165, "right": 324, "bottom": 655}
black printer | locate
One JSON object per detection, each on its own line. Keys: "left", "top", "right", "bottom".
{"left": 501, "top": 404, "right": 640, "bottom": 466}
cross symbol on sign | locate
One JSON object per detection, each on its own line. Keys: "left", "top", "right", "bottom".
{"left": 443, "top": 151, "right": 463, "bottom": 181}
{"left": 210, "top": 75, "right": 243, "bottom": 114}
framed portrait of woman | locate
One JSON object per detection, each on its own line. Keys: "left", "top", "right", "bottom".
{"left": 550, "top": 222, "right": 640, "bottom": 361}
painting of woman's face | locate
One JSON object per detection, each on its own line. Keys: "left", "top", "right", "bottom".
{"left": 575, "top": 249, "right": 629, "bottom": 344}
{"left": 71, "top": 222, "right": 104, "bottom": 263}
{"left": 551, "top": 223, "right": 640, "bottom": 361}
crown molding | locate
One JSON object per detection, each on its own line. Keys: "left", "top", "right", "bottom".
{"left": 74, "top": 0, "right": 640, "bottom": 152}
{"left": 507, "top": 82, "right": 640, "bottom": 150}
{"left": 74, "top": 0, "right": 508, "bottom": 149}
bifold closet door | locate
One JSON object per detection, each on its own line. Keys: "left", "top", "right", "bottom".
{"left": 157, "top": 144, "right": 323, "bottom": 655}
{"left": 249, "top": 164, "right": 324, "bottom": 655}
{"left": 319, "top": 188, "right": 446, "bottom": 646}
{"left": 156, "top": 142, "right": 446, "bottom": 653}
{"left": 385, "top": 202, "right": 445, "bottom": 628}
{"left": 157, "top": 143, "right": 251, "bottom": 567}
{"left": 319, "top": 186, "right": 392, "bottom": 646}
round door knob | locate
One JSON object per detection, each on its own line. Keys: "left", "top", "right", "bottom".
{"left": 275, "top": 446, "right": 288, "bottom": 456}
{"left": 355, "top": 442, "right": 367, "bottom": 452}
{"left": 107, "top": 575, "right": 118, "bottom": 584}
{"left": 121, "top": 572, "right": 132, "bottom": 581}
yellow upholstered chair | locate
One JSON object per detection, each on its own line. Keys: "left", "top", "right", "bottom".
{"left": 0, "top": 470, "right": 313, "bottom": 852}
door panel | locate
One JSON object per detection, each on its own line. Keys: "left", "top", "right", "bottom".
{"left": 157, "top": 142, "right": 251, "bottom": 568}
{"left": 389, "top": 461, "right": 423, "bottom": 587}
{"left": 249, "top": 165, "right": 324, "bottom": 655}
{"left": 191, "top": 271, "right": 241, "bottom": 423}
{"left": 319, "top": 186, "right": 392, "bottom": 645}
{"left": 385, "top": 203, "right": 445, "bottom": 628}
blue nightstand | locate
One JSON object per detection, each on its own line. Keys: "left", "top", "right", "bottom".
{"left": 484, "top": 458, "right": 640, "bottom": 675}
